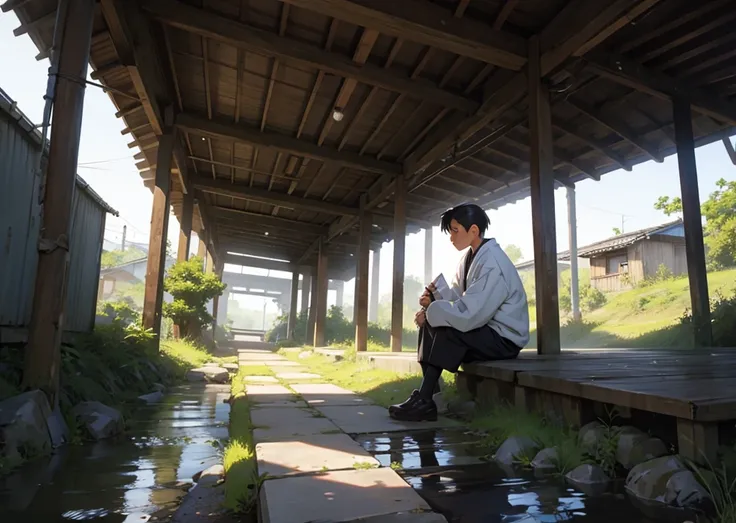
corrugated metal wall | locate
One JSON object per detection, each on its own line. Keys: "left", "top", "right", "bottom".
{"left": 1, "top": 92, "right": 110, "bottom": 333}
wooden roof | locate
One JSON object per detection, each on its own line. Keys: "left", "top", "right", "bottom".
{"left": 5, "top": 0, "right": 736, "bottom": 279}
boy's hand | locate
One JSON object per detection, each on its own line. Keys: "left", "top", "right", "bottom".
{"left": 414, "top": 309, "right": 426, "bottom": 328}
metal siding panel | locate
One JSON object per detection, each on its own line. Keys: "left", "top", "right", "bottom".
{"left": 64, "top": 189, "right": 105, "bottom": 332}
{"left": 0, "top": 111, "right": 42, "bottom": 326}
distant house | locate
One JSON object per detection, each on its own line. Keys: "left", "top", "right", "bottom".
{"left": 562, "top": 219, "right": 687, "bottom": 293}
{"left": 515, "top": 255, "right": 590, "bottom": 285}
{"left": 98, "top": 255, "right": 175, "bottom": 304}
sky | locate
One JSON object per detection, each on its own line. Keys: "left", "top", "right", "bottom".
{"left": 2, "top": 10, "right": 734, "bottom": 318}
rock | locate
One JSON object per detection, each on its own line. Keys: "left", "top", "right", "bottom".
{"left": 186, "top": 367, "right": 230, "bottom": 383}
{"left": 138, "top": 391, "right": 164, "bottom": 404}
{"left": 432, "top": 392, "right": 448, "bottom": 415}
{"left": 494, "top": 436, "right": 539, "bottom": 466}
{"left": 192, "top": 464, "right": 225, "bottom": 486}
{"left": 616, "top": 426, "right": 667, "bottom": 469}
{"left": 626, "top": 455, "right": 711, "bottom": 514}
{"left": 46, "top": 405, "right": 69, "bottom": 447}
{"left": 72, "top": 401, "right": 124, "bottom": 440}
{"left": 298, "top": 350, "right": 313, "bottom": 359}
{"left": 0, "top": 391, "right": 53, "bottom": 466}
{"left": 222, "top": 363, "right": 239, "bottom": 373}
{"left": 531, "top": 447, "right": 558, "bottom": 473}
{"left": 566, "top": 464, "right": 610, "bottom": 496}
{"left": 447, "top": 399, "right": 476, "bottom": 418}
{"left": 152, "top": 382, "right": 166, "bottom": 392}
{"left": 578, "top": 421, "right": 607, "bottom": 451}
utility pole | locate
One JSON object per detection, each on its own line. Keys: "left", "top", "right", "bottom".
{"left": 121, "top": 225, "right": 127, "bottom": 251}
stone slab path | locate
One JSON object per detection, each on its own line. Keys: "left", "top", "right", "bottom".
{"left": 237, "top": 348, "right": 451, "bottom": 523}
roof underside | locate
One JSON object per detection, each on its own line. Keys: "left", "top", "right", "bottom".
{"left": 6, "top": 0, "right": 736, "bottom": 280}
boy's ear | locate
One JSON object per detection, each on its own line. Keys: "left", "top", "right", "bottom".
{"left": 470, "top": 224, "right": 480, "bottom": 236}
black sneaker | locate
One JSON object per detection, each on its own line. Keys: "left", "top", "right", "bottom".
{"left": 389, "top": 397, "right": 438, "bottom": 422}
{"left": 388, "top": 390, "right": 419, "bottom": 415}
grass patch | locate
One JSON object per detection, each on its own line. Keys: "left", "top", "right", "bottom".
{"left": 224, "top": 369, "right": 260, "bottom": 514}
{"left": 280, "top": 347, "right": 457, "bottom": 408}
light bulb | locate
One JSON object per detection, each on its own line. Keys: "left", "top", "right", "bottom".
{"left": 332, "top": 109, "right": 344, "bottom": 122}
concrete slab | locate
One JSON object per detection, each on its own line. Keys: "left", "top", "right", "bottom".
{"left": 314, "top": 405, "right": 457, "bottom": 434}
{"left": 244, "top": 376, "right": 279, "bottom": 384}
{"left": 260, "top": 468, "right": 431, "bottom": 523}
{"left": 251, "top": 407, "right": 338, "bottom": 442}
{"left": 290, "top": 383, "right": 374, "bottom": 407}
{"left": 265, "top": 360, "right": 303, "bottom": 367}
{"left": 245, "top": 384, "right": 302, "bottom": 406}
{"left": 275, "top": 372, "right": 322, "bottom": 381}
{"left": 256, "top": 434, "right": 378, "bottom": 477}
{"left": 241, "top": 360, "right": 287, "bottom": 367}
{"left": 239, "top": 352, "right": 284, "bottom": 362}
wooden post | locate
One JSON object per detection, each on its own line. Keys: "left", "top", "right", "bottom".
{"left": 177, "top": 191, "right": 193, "bottom": 262}
{"left": 23, "top": 0, "right": 96, "bottom": 403}
{"left": 314, "top": 238, "right": 329, "bottom": 347}
{"left": 424, "top": 227, "right": 433, "bottom": 284}
{"left": 355, "top": 204, "right": 372, "bottom": 352}
{"left": 287, "top": 270, "right": 299, "bottom": 339}
{"left": 673, "top": 98, "right": 712, "bottom": 347}
{"left": 212, "top": 259, "right": 223, "bottom": 333}
{"left": 300, "top": 269, "right": 311, "bottom": 315}
{"left": 528, "top": 36, "right": 560, "bottom": 354}
{"left": 567, "top": 186, "right": 581, "bottom": 321}
{"left": 197, "top": 232, "right": 206, "bottom": 260}
{"left": 306, "top": 269, "right": 317, "bottom": 344}
{"left": 142, "top": 127, "right": 175, "bottom": 340}
{"left": 369, "top": 248, "right": 380, "bottom": 322}
{"left": 391, "top": 174, "right": 407, "bottom": 352}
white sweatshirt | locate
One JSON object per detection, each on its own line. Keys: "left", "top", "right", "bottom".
{"left": 426, "top": 238, "right": 530, "bottom": 348}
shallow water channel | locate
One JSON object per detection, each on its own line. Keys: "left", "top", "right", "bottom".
{"left": 0, "top": 384, "right": 230, "bottom": 523}
{"left": 355, "top": 428, "right": 657, "bottom": 523}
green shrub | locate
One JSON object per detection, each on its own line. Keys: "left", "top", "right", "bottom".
{"left": 580, "top": 284, "right": 606, "bottom": 312}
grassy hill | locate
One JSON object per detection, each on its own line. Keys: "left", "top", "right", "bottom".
{"left": 528, "top": 268, "right": 736, "bottom": 349}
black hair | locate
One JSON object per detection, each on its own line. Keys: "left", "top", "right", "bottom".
{"left": 440, "top": 203, "right": 490, "bottom": 236}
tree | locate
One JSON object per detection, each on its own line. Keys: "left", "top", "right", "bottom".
{"left": 162, "top": 256, "right": 226, "bottom": 339}
{"left": 655, "top": 179, "right": 736, "bottom": 269}
{"left": 612, "top": 227, "right": 622, "bottom": 236}
{"left": 100, "top": 246, "right": 146, "bottom": 268}
{"left": 654, "top": 195, "right": 683, "bottom": 217}
{"left": 503, "top": 244, "right": 523, "bottom": 264}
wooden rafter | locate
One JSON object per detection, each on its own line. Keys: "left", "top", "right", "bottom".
{"left": 493, "top": 0, "right": 519, "bottom": 30}
{"left": 142, "top": 0, "right": 478, "bottom": 113}
{"left": 552, "top": 119, "right": 632, "bottom": 171}
{"left": 276, "top": 0, "right": 527, "bottom": 69}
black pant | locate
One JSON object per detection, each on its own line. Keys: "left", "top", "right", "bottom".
{"left": 417, "top": 322, "right": 520, "bottom": 373}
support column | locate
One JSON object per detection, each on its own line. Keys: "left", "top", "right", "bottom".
{"left": 528, "top": 36, "right": 560, "bottom": 354}
{"left": 355, "top": 206, "right": 372, "bottom": 352}
{"left": 673, "top": 98, "right": 712, "bottom": 347}
{"left": 218, "top": 290, "right": 229, "bottom": 327}
{"left": 424, "top": 227, "right": 433, "bottom": 284}
{"left": 23, "top": 0, "right": 96, "bottom": 402}
{"left": 369, "top": 248, "right": 380, "bottom": 322}
{"left": 306, "top": 269, "right": 318, "bottom": 344}
{"left": 314, "top": 239, "right": 329, "bottom": 347}
{"left": 300, "top": 270, "right": 311, "bottom": 316}
{"left": 177, "top": 191, "right": 193, "bottom": 262}
{"left": 197, "top": 232, "right": 206, "bottom": 260}
{"left": 142, "top": 129, "right": 175, "bottom": 340}
{"left": 287, "top": 270, "right": 299, "bottom": 339}
{"left": 567, "top": 187, "right": 581, "bottom": 322}
{"left": 212, "top": 259, "right": 223, "bottom": 333}
{"left": 391, "top": 174, "right": 407, "bottom": 352}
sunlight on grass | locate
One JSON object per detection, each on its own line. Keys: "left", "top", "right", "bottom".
{"left": 161, "top": 339, "right": 234, "bottom": 371}
{"left": 281, "top": 346, "right": 456, "bottom": 408}
{"left": 224, "top": 369, "right": 259, "bottom": 513}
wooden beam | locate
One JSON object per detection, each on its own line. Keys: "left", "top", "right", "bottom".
{"left": 391, "top": 174, "right": 407, "bottom": 352}
{"left": 314, "top": 239, "right": 329, "bottom": 346}
{"left": 528, "top": 36, "right": 560, "bottom": 355}
{"left": 193, "top": 176, "right": 358, "bottom": 217}
{"left": 673, "top": 98, "right": 712, "bottom": 347}
{"left": 276, "top": 0, "right": 527, "bottom": 70}
{"left": 214, "top": 206, "right": 328, "bottom": 234}
{"left": 142, "top": 0, "right": 478, "bottom": 113}
{"left": 723, "top": 138, "right": 736, "bottom": 166}
{"left": 355, "top": 200, "right": 371, "bottom": 352}
{"left": 13, "top": 9, "right": 56, "bottom": 36}
{"left": 176, "top": 113, "right": 401, "bottom": 175}
{"left": 224, "top": 253, "right": 294, "bottom": 271}
{"left": 585, "top": 52, "right": 736, "bottom": 126}
{"left": 567, "top": 98, "right": 663, "bottom": 163}
{"left": 306, "top": 271, "right": 318, "bottom": 344}
{"left": 405, "top": 0, "right": 655, "bottom": 175}
{"left": 142, "top": 129, "right": 175, "bottom": 338}
{"left": 177, "top": 190, "right": 193, "bottom": 261}
{"left": 493, "top": 0, "right": 520, "bottom": 30}
{"left": 553, "top": 119, "right": 632, "bottom": 171}
{"left": 23, "top": 0, "right": 96, "bottom": 404}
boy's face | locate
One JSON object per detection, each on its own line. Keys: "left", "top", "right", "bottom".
{"left": 448, "top": 219, "right": 477, "bottom": 251}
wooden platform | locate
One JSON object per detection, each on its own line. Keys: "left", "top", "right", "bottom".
{"left": 459, "top": 348, "right": 736, "bottom": 464}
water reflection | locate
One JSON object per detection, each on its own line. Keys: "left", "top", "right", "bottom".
{"left": 0, "top": 384, "right": 228, "bottom": 523}
{"left": 356, "top": 429, "right": 654, "bottom": 523}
